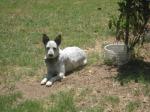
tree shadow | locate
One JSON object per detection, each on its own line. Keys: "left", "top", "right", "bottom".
{"left": 115, "top": 59, "right": 150, "bottom": 85}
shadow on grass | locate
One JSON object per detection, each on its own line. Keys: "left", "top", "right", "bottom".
{"left": 115, "top": 59, "right": 150, "bottom": 84}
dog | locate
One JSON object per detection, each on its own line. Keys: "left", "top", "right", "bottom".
{"left": 41, "top": 34, "right": 87, "bottom": 86}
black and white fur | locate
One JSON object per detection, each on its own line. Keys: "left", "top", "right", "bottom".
{"left": 41, "top": 34, "right": 87, "bottom": 86}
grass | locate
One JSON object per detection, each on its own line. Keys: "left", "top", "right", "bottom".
{"left": 1, "top": 91, "right": 104, "bottom": 112}
{"left": 13, "top": 100, "right": 45, "bottom": 112}
{"left": 143, "top": 84, "right": 150, "bottom": 97}
{"left": 0, "top": 92, "right": 46, "bottom": 112}
{"left": 85, "top": 107, "right": 104, "bottom": 112}
{"left": 48, "top": 91, "right": 76, "bottom": 112}
{"left": 88, "top": 51, "right": 100, "bottom": 65}
{"left": 125, "top": 101, "right": 140, "bottom": 112}
{"left": 0, "top": 92, "right": 22, "bottom": 112}
{"left": 1, "top": 91, "right": 147, "bottom": 112}
{"left": 103, "top": 95, "right": 120, "bottom": 107}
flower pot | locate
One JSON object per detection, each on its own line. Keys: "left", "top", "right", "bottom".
{"left": 104, "top": 43, "right": 130, "bottom": 66}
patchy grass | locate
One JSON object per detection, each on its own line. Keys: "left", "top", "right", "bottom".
{"left": 125, "top": 101, "right": 140, "bottom": 112}
{"left": 0, "top": 92, "right": 46, "bottom": 112}
{"left": 13, "top": 100, "right": 45, "bottom": 112}
{"left": 0, "top": 91, "right": 104, "bottom": 112}
{"left": 88, "top": 51, "right": 100, "bottom": 65}
{"left": 85, "top": 107, "right": 104, "bottom": 112}
{"left": 48, "top": 91, "right": 76, "bottom": 112}
{"left": 143, "top": 84, "right": 150, "bottom": 97}
{"left": 0, "top": 92, "right": 22, "bottom": 112}
{"left": 103, "top": 95, "right": 120, "bottom": 107}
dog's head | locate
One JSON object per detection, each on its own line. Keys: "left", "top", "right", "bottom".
{"left": 42, "top": 34, "right": 61, "bottom": 59}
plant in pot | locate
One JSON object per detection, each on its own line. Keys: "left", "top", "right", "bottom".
{"left": 104, "top": 0, "right": 150, "bottom": 66}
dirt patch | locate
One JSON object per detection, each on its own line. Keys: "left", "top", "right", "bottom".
{"left": 15, "top": 64, "right": 150, "bottom": 111}
{"left": 15, "top": 65, "right": 115, "bottom": 98}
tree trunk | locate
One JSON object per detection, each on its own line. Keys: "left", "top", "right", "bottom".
{"left": 125, "top": 1, "right": 130, "bottom": 49}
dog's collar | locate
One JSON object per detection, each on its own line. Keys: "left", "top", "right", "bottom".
{"left": 44, "top": 55, "right": 59, "bottom": 63}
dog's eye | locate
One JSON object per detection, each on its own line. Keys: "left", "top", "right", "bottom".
{"left": 46, "top": 47, "right": 50, "bottom": 50}
{"left": 53, "top": 48, "right": 57, "bottom": 50}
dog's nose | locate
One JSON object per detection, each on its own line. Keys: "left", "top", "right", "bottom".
{"left": 48, "top": 54, "right": 53, "bottom": 57}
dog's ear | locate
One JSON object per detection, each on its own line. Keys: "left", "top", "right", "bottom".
{"left": 42, "top": 34, "right": 49, "bottom": 45}
{"left": 54, "top": 34, "right": 61, "bottom": 46}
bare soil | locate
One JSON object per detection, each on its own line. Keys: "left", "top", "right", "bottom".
{"left": 14, "top": 64, "right": 150, "bottom": 111}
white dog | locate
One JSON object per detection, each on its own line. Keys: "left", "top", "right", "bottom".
{"left": 41, "top": 34, "right": 87, "bottom": 86}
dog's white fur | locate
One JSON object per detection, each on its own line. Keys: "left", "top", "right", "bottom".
{"left": 41, "top": 34, "right": 87, "bottom": 86}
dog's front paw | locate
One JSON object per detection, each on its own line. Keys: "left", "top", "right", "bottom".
{"left": 62, "top": 75, "right": 66, "bottom": 79}
{"left": 41, "top": 78, "right": 48, "bottom": 85}
{"left": 46, "top": 81, "right": 53, "bottom": 87}
{"left": 59, "top": 73, "right": 65, "bottom": 79}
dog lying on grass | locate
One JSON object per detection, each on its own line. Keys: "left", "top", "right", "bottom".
{"left": 41, "top": 34, "right": 87, "bottom": 86}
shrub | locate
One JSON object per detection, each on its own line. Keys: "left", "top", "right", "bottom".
{"left": 109, "top": 0, "right": 150, "bottom": 52}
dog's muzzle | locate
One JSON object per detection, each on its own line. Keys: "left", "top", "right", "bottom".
{"left": 47, "top": 54, "right": 54, "bottom": 58}
{"left": 48, "top": 54, "right": 53, "bottom": 57}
